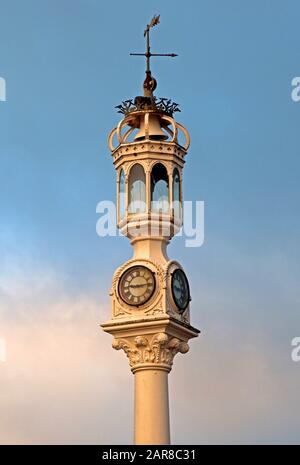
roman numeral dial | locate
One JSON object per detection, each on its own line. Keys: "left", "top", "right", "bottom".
{"left": 119, "top": 266, "right": 156, "bottom": 306}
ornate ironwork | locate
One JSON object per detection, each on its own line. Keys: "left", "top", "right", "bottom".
{"left": 116, "top": 96, "right": 180, "bottom": 117}
{"left": 155, "top": 98, "right": 180, "bottom": 115}
{"left": 115, "top": 100, "right": 135, "bottom": 115}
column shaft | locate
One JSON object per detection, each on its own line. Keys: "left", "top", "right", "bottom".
{"left": 134, "top": 367, "right": 170, "bottom": 445}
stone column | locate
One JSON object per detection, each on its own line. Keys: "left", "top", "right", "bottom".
{"left": 133, "top": 365, "right": 170, "bottom": 444}
{"left": 112, "top": 332, "right": 189, "bottom": 445}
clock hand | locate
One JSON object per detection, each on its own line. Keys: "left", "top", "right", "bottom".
{"left": 129, "top": 283, "right": 147, "bottom": 289}
{"left": 174, "top": 285, "right": 182, "bottom": 293}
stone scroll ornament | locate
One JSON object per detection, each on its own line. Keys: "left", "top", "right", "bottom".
{"left": 112, "top": 333, "right": 189, "bottom": 371}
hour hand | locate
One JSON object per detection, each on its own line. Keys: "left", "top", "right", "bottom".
{"left": 129, "top": 283, "right": 147, "bottom": 289}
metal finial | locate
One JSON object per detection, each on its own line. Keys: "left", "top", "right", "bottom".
{"left": 144, "top": 14, "right": 160, "bottom": 38}
{"left": 130, "top": 15, "right": 178, "bottom": 97}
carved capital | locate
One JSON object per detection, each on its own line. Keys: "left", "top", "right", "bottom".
{"left": 112, "top": 332, "right": 189, "bottom": 372}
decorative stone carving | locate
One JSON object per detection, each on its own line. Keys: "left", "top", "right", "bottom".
{"left": 110, "top": 258, "right": 192, "bottom": 324}
{"left": 144, "top": 295, "right": 164, "bottom": 315}
{"left": 112, "top": 332, "right": 189, "bottom": 371}
{"left": 111, "top": 258, "right": 165, "bottom": 318}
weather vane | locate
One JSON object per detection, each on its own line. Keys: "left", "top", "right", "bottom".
{"left": 130, "top": 15, "right": 178, "bottom": 97}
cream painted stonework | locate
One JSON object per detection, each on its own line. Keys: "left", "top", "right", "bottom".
{"left": 102, "top": 24, "right": 200, "bottom": 443}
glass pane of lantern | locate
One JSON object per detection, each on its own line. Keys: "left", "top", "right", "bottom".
{"left": 119, "top": 169, "right": 125, "bottom": 220}
{"left": 151, "top": 163, "right": 169, "bottom": 214}
{"left": 173, "top": 168, "right": 181, "bottom": 219}
{"left": 128, "top": 164, "right": 146, "bottom": 214}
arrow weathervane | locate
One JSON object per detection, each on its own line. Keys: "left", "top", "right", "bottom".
{"left": 130, "top": 15, "right": 178, "bottom": 97}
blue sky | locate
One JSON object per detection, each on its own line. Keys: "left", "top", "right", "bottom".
{"left": 0, "top": 0, "right": 300, "bottom": 444}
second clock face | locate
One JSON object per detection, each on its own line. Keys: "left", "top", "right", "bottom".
{"left": 119, "top": 266, "right": 156, "bottom": 306}
{"left": 171, "top": 268, "right": 190, "bottom": 312}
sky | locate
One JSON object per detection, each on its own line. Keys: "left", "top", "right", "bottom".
{"left": 0, "top": 0, "right": 300, "bottom": 444}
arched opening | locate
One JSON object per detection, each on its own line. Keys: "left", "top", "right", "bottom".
{"left": 173, "top": 168, "right": 181, "bottom": 219}
{"left": 128, "top": 164, "right": 146, "bottom": 214}
{"left": 151, "top": 163, "right": 169, "bottom": 214}
{"left": 119, "top": 169, "right": 125, "bottom": 221}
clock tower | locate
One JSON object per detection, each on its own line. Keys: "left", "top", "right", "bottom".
{"left": 101, "top": 16, "right": 200, "bottom": 445}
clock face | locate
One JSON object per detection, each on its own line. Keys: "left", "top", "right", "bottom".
{"left": 119, "top": 266, "right": 156, "bottom": 306}
{"left": 171, "top": 269, "right": 190, "bottom": 312}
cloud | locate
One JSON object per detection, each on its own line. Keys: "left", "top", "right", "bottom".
{"left": 171, "top": 340, "right": 300, "bottom": 444}
{"left": 0, "top": 258, "right": 299, "bottom": 444}
{"left": 0, "top": 263, "right": 132, "bottom": 444}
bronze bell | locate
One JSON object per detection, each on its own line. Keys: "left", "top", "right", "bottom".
{"left": 134, "top": 113, "right": 168, "bottom": 141}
